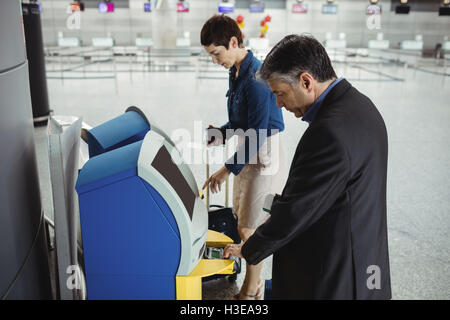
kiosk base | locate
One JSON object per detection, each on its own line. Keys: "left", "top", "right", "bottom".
{"left": 176, "top": 230, "right": 235, "bottom": 300}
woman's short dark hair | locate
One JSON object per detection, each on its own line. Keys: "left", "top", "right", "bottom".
{"left": 200, "top": 14, "right": 243, "bottom": 49}
{"left": 258, "top": 34, "right": 337, "bottom": 86}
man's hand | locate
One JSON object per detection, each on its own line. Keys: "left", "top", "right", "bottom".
{"left": 223, "top": 242, "right": 244, "bottom": 259}
{"left": 202, "top": 166, "right": 230, "bottom": 193}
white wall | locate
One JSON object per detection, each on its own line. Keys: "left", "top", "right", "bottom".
{"left": 39, "top": 0, "right": 449, "bottom": 49}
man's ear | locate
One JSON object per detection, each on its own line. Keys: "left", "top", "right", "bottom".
{"left": 299, "top": 73, "right": 314, "bottom": 91}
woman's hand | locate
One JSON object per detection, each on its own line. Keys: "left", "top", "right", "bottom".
{"left": 223, "top": 242, "right": 244, "bottom": 259}
{"left": 206, "top": 125, "right": 224, "bottom": 147}
{"left": 202, "top": 166, "right": 230, "bottom": 193}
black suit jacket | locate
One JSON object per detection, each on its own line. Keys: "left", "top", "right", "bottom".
{"left": 242, "top": 79, "right": 391, "bottom": 300}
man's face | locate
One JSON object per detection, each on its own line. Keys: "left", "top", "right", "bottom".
{"left": 268, "top": 75, "right": 315, "bottom": 118}
{"left": 203, "top": 39, "right": 237, "bottom": 69}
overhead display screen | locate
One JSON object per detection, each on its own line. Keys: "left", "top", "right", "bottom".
{"left": 292, "top": 3, "right": 308, "bottom": 14}
{"left": 98, "top": 2, "right": 114, "bottom": 13}
{"left": 322, "top": 3, "right": 338, "bottom": 14}
{"left": 218, "top": 1, "right": 234, "bottom": 13}
{"left": 395, "top": 5, "right": 410, "bottom": 14}
{"left": 177, "top": 2, "right": 190, "bottom": 12}
{"left": 366, "top": 4, "right": 381, "bottom": 15}
{"left": 249, "top": 2, "right": 265, "bottom": 13}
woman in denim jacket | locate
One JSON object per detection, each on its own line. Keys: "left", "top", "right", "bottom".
{"left": 201, "top": 15, "right": 287, "bottom": 300}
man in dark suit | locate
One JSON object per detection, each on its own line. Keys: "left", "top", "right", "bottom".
{"left": 223, "top": 34, "right": 391, "bottom": 300}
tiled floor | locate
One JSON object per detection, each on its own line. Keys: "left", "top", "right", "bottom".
{"left": 34, "top": 53, "right": 450, "bottom": 299}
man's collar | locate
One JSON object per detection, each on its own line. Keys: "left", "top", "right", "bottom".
{"left": 302, "top": 77, "right": 343, "bottom": 124}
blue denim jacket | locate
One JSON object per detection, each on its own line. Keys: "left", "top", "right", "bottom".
{"left": 221, "top": 50, "right": 285, "bottom": 175}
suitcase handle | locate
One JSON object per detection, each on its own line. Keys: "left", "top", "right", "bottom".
{"left": 205, "top": 145, "right": 229, "bottom": 209}
{"left": 209, "top": 205, "right": 225, "bottom": 209}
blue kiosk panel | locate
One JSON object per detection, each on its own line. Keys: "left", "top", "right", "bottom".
{"left": 76, "top": 141, "right": 181, "bottom": 300}
{"left": 86, "top": 109, "right": 150, "bottom": 158}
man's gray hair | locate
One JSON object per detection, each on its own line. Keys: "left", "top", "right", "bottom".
{"left": 256, "top": 70, "right": 302, "bottom": 88}
{"left": 257, "top": 34, "right": 337, "bottom": 87}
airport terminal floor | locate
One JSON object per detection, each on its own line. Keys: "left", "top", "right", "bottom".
{"left": 33, "top": 57, "right": 450, "bottom": 300}
{"left": 2, "top": 0, "right": 450, "bottom": 302}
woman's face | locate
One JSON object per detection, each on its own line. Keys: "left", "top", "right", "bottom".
{"left": 203, "top": 37, "right": 239, "bottom": 69}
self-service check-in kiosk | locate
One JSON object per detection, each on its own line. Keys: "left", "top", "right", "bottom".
{"left": 75, "top": 107, "right": 234, "bottom": 300}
